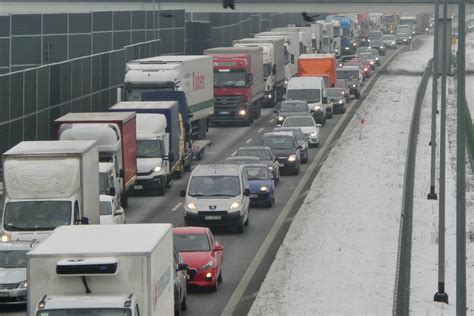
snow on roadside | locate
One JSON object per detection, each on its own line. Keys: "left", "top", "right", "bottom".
{"left": 249, "top": 39, "right": 432, "bottom": 314}
{"left": 388, "top": 36, "right": 433, "bottom": 73}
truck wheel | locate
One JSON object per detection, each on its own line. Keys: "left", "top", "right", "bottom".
{"left": 121, "top": 191, "right": 129, "bottom": 208}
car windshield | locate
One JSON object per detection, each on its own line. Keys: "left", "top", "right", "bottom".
{"left": 286, "top": 89, "right": 321, "bottom": 103}
{"left": 396, "top": 33, "right": 408, "bottom": 39}
{"left": 125, "top": 87, "right": 173, "bottom": 101}
{"left": 174, "top": 234, "right": 211, "bottom": 252}
{"left": 0, "top": 250, "right": 28, "bottom": 269}
{"left": 188, "top": 176, "right": 241, "bottom": 197}
{"left": 3, "top": 201, "right": 71, "bottom": 231}
{"left": 99, "top": 172, "right": 112, "bottom": 195}
{"left": 326, "top": 88, "right": 344, "bottom": 97}
{"left": 236, "top": 149, "right": 272, "bottom": 160}
{"left": 383, "top": 35, "right": 395, "bottom": 40}
{"left": 263, "top": 136, "right": 295, "bottom": 149}
{"left": 337, "top": 70, "right": 359, "bottom": 79}
{"left": 283, "top": 117, "right": 315, "bottom": 127}
{"left": 137, "top": 139, "right": 164, "bottom": 158}
{"left": 99, "top": 201, "right": 113, "bottom": 215}
{"left": 225, "top": 158, "right": 258, "bottom": 165}
{"left": 358, "top": 52, "right": 374, "bottom": 59}
{"left": 37, "top": 309, "right": 132, "bottom": 316}
{"left": 280, "top": 102, "right": 308, "bottom": 113}
{"left": 214, "top": 71, "right": 247, "bottom": 87}
{"left": 369, "top": 32, "right": 383, "bottom": 40}
{"left": 246, "top": 166, "right": 271, "bottom": 180}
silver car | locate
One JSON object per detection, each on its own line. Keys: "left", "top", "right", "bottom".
{"left": 0, "top": 240, "right": 36, "bottom": 305}
{"left": 281, "top": 115, "right": 320, "bottom": 147}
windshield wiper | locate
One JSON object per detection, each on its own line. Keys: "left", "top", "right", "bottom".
{"left": 189, "top": 193, "right": 203, "bottom": 197}
{"left": 4, "top": 224, "right": 31, "bottom": 231}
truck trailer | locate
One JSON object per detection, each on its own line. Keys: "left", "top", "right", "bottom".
{"left": 53, "top": 112, "right": 137, "bottom": 207}
{"left": 28, "top": 224, "right": 175, "bottom": 315}
{"left": 204, "top": 46, "right": 265, "bottom": 126}
{"left": 233, "top": 38, "right": 286, "bottom": 107}
{"left": 2, "top": 141, "right": 99, "bottom": 242}
{"left": 120, "top": 55, "right": 214, "bottom": 140}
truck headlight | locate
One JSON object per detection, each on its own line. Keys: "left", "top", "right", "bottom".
{"left": 352, "top": 84, "right": 356, "bottom": 88}
{"left": 238, "top": 109, "right": 247, "bottom": 116}
{"left": 230, "top": 201, "right": 240, "bottom": 210}
{"left": 154, "top": 166, "right": 162, "bottom": 172}
{"left": 268, "top": 166, "right": 273, "bottom": 171}
{"left": 338, "top": 100, "right": 344, "bottom": 104}
{"left": 380, "top": 46, "right": 384, "bottom": 49}
{"left": 288, "top": 155, "right": 297, "bottom": 162}
{"left": 266, "top": 94, "right": 272, "bottom": 99}
{"left": 310, "top": 132, "right": 318, "bottom": 137}
{"left": 18, "top": 280, "right": 27, "bottom": 289}
{"left": 375, "top": 57, "right": 379, "bottom": 61}
{"left": 344, "top": 47, "right": 350, "bottom": 50}
{"left": 277, "top": 116, "right": 285, "bottom": 121}
{"left": 260, "top": 186, "right": 268, "bottom": 192}
{"left": 199, "top": 260, "right": 213, "bottom": 271}
{"left": 1, "top": 234, "right": 10, "bottom": 242}
{"left": 313, "top": 105, "right": 321, "bottom": 112}
{"left": 186, "top": 202, "right": 196, "bottom": 211}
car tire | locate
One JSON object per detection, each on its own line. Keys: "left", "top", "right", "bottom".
{"left": 267, "top": 196, "right": 275, "bottom": 208}
{"left": 211, "top": 279, "right": 218, "bottom": 292}
{"left": 244, "top": 212, "right": 249, "bottom": 226}
{"left": 236, "top": 220, "right": 245, "bottom": 234}
{"left": 156, "top": 183, "right": 166, "bottom": 196}
{"left": 218, "top": 269, "right": 223, "bottom": 283}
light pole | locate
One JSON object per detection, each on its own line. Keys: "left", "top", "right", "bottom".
{"left": 434, "top": 0, "right": 449, "bottom": 304}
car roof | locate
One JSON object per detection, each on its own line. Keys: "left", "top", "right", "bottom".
{"left": 263, "top": 131, "right": 295, "bottom": 138}
{"left": 191, "top": 164, "right": 243, "bottom": 176}
{"left": 237, "top": 146, "right": 273, "bottom": 152}
{"left": 225, "top": 156, "right": 261, "bottom": 161}
{"left": 173, "top": 226, "right": 210, "bottom": 235}
{"left": 283, "top": 115, "right": 314, "bottom": 120}
{"left": 244, "top": 163, "right": 270, "bottom": 169}
{"left": 273, "top": 126, "right": 303, "bottom": 132}
{"left": 281, "top": 100, "right": 308, "bottom": 105}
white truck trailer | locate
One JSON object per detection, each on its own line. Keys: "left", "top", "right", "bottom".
{"left": 121, "top": 55, "right": 214, "bottom": 140}
{"left": 233, "top": 38, "right": 286, "bottom": 106}
{"left": 28, "top": 224, "right": 175, "bottom": 315}
{"left": 1, "top": 141, "right": 99, "bottom": 242}
{"left": 254, "top": 31, "right": 300, "bottom": 84}
{"left": 272, "top": 26, "right": 314, "bottom": 54}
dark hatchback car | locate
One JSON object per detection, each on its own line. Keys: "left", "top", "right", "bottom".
{"left": 325, "top": 88, "right": 347, "bottom": 114}
{"left": 274, "top": 100, "right": 311, "bottom": 126}
{"left": 273, "top": 127, "right": 309, "bottom": 163}
{"left": 234, "top": 146, "right": 280, "bottom": 183}
{"left": 261, "top": 132, "right": 301, "bottom": 175}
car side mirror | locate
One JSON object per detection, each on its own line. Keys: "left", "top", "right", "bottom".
{"left": 114, "top": 209, "right": 124, "bottom": 216}
{"left": 244, "top": 188, "right": 251, "bottom": 197}
{"left": 291, "top": 54, "right": 295, "bottom": 64}
{"left": 177, "top": 263, "right": 189, "bottom": 271}
{"left": 180, "top": 189, "right": 186, "bottom": 197}
{"left": 213, "top": 243, "right": 224, "bottom": 252}
{"left": 316, "top": 124, "right": 322, "bottom": 128}
{"left": 322, "top": 97, "right": 328, "bottom": 104}
{"left": 297, "top": 145, "right": 303, "bottom": 149}
{"left": 107, "top": 187, "right": 116, "bottom": 197}
{"left": 187, "top": 268, "right": 197, "bottom": 280}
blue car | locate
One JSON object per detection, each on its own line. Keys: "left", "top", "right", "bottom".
{"left": 245, "top": 164, "right": 276, "bottom": 207}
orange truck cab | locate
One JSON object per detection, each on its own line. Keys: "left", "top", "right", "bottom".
{"left": 297, "top": 53, "right": 337, "bottom": 87}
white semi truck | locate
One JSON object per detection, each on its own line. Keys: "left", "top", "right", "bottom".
{"left": 233, "top": 37, "right": 286, "bottom": 107}
{"left": 1, "top": 141, "right": 99, "bottom": 242}
{"left": 120, "top": 55, "right": 214, "bottom": 140}
{"left": 254, "top": 31, "right": 300, "bottom": 85}
{"left": 28, "top": 224, "right": 175, "bottom": 315}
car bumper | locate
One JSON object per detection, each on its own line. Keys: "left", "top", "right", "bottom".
{"left": 250, "top": 191, "right": 273, "bottom": 203}
{"left": 333, "top": 103, "right": 346, "bottom": 113}
{"left": 277, "top": 159, "right": 298, "bottom": 171}
{"left": 185, "top": 211, "right": 243, "bottom": 227}
{"left": 187, "top": 268, "right": 218, "bottom": 287}
{"left": 212, "top": 111, "right": 250, "bottom": 123}
{"left": 134, "top": 175, "right": 166, "bottom": 190}
{"left": 0, "top": 289, "right": 27, "bottom": 305}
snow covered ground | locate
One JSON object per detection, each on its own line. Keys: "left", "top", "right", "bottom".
{"left": 250, "top": 34, "right": 474, "bottom": 314}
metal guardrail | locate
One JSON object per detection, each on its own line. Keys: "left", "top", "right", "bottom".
{"left": 393, "top": 59, "right": 432, "bottom": 315}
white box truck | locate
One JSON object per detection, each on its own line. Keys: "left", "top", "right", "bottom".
{"left": 233, "top": 38, "right": 286, "bottom": 107}
{"left": 28, "top": 224, "right": 175, "bottom": 315}
{"left": 120, "top": 55, "right": 214, "bottom": 140}
{"left": 1, "top": 141, "right": 99, "bottom": 242}
{"left": 272, "top": 26, "right": 314, "bottom": 55}
{"left": 254, "top": 31, "right": 300, "bottom": 83}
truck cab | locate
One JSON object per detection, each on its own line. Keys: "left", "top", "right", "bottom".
{"left": 99, "top": 162, "right": 120, "bottom": 201}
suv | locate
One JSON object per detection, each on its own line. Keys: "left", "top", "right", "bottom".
{"left": 337, "top": 66, "right": 363, "bottom": 99}
{"left": 181, "top": 164, "right": 251, "bottom": 233}
{"left": 262, "top": 132, "right": 302, "bottom": 175}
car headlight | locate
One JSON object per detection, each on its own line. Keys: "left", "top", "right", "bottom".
{"left": 380, "top": 46, "right": 384, "bottom": 49}
{"left": 277, "top": 116, "right": 285, "bottom": 121}
{"left": 18, "top": 280, "right": 27, "bottom": 289}
{"left": 199, "top": 260, "right": 213, "bottom": 271}
{"left": 344, "top": 47, "right": 350, "bottom": 50}
{"left": 288, "top": 154, "right": 297, "bottom": 162}
{"left": 186, "top": 202, "right": 196, "bottom": 211}
{"left": 1, "top": 234, "right": 10, "bottom": 242}
{"left": 352, "top": 42, "right": 357, "bottom": 46}
{"left": 339, "top": 63, "right": 343, "bottom": 67}
{"left": 238, "top": 109, "right": 247, "bottom": 116}
{"left": 230, "top": 201, "right": 240, "bottom": 210}
{"left": 266, "top": 94, "right": 272, "bottom": 99}
{"left": 352, "top": 84, "right": 356, "bottom": 88}
{"left": 313, "top": 105, "right": 321, "bottom": 111}
{"left": 375, "top": 57, "right": 379, "bottom": 61}
{"left": 338, "top": 100, "right": 344, "bottom": 104}
{"left": 369, "top": 61, "right": 374, "bottom": 65}
{"left": 392, "top": 41, "right": 396, "bottom": 45}
{"left": 363, "top": 67, "right": 368, "bottom": 72}
{"left": 310, "top": 132, "right": 318, "bottom": 137}
{"left": 154, "top": 166, "right": 162, "bottom": 172}
{"left": 260, "top": 186, "right": 268, "bottom": 192}
{"left": 268, "top": 166, "right": 274, "bottom": 171}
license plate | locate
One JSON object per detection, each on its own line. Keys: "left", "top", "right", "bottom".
{"left": 205, "top": 216, "right": 221, "bottom": 220}
{"left": 0, "top": 292, "right": 9, "bottom": 297}
{"left": 134, "top": 185, "right": 143, "bottom": 190}
{"left": 278, "top": 163, "right": 284, "bottom": 167}
{"left": 219, "top": 111, "right": 230, "bottom": 115}
{"left": 250, "top": 194, "right": 258, "bottom": 198}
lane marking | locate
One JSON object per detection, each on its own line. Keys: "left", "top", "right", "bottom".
{"left": 171, "top": 202, "right": 182, "bottom": 212}
{"left": 258, "top": 128, "right": 264, "bottom": 133}
{"left": 245, "top": 138, "right": 252, "bottom": 144}
{"left": 269, "top": 119, "right": 274, "bottom": 123}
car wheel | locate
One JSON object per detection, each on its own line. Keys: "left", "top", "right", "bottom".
{"left": 218, "top": 269, "right": 223, "bottom": 283}
{"left": 211, "top": 278, "right": 218, "bottom": 292}
{"left": 181, "top": 296, "right": 187, "bottom": 311}
{"left": 267, "top": 196, "right": 275, "bottom": 208}
{"left": 294, "top": 162, "right": 300, "bottom": 175}
{"left": 244, "top": 211, "right": 249, "bottom": 226}
{"left": 175, "top": 298, "right": 182, "bottom": 316}
{"left": 236, "top": 220, "right": 245, "bottom": 234}
{"left": 156, "top": 183, "right": 166, "bottom": 196}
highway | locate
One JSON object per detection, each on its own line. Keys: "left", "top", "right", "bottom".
{"left": 0, "top": 47, "right": 401, "bottom": 316}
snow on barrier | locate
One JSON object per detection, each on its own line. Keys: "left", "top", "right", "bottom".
{"left": 393, "top": 58, "right": 432, "bottom": 315}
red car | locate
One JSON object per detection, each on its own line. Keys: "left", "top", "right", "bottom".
{"left": 173, "top": 226, "right": 224, "bottom": 291}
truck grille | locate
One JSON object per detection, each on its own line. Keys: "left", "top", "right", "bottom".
{"left": 137, "top": 170, "right": 153, "bottom": 176}
{"left": 0, "top": 283, "right": 18, "bottom": 289}
{"left": 198, "top": 211, "right": 228, "bottom": 216}
{"left": 215, "top": 96, "right": 243, "bottom": 110}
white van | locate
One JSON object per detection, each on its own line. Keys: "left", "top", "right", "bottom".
{"left": 181, "top": 164, "right": 250, "bottom": 233}
{"left": 285, "top": 76, "right": 328, "bottom": 125}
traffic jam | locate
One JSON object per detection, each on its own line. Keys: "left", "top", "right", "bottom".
{"left": 0, "top": 11, "right": 431, "bottom": 315}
